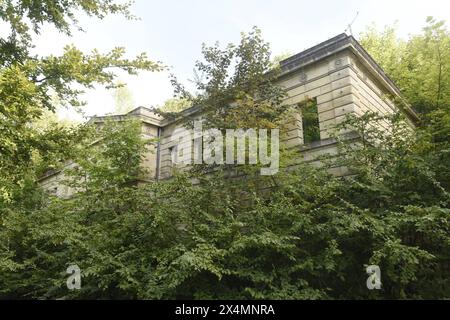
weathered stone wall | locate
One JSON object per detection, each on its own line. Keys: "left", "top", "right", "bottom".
{"left": 140, "top": 122, "right": 160, "bottom": 181}
{"left": 146, "top": 47, "right": 416, "bottom": 180}
{"left": 38, "top": 162, "right": 78, "bottom": 198}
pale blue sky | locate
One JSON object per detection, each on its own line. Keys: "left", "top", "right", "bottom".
{"left": 29, "top": 0, "right": 450, "bottom": 120}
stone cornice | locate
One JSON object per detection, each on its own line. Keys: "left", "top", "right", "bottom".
{"left": 278, "top": 33, "right": 419, "bottom": 123}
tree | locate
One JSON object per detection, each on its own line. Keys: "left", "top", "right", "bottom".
{"left": 360, "top": 17, "right": 450, "bottom": 116}
{"left": 158, "top": 97, "right": 191, "bottom": 113}
{"left": 0, "top": 119, "right": 152, "bottom": 299}
{"left": 0, "top": 0, "right": 162, "bottom": 204}
{"left": 112, "top": 81, "right": 135, "bottom": 114}
{"left": 270, "top": 51, "right": 293, "bottom": 69}
{"left": 0, "top": 0, "right": 160, "bottom": 296}
{"left": 170, "top": 26, "right": 287, "bottom": 130}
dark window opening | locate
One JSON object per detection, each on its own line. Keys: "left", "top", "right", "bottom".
{"left": 301, "top": 98, "right": 320, "bottom": 144}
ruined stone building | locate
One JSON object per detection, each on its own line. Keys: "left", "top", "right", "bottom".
{"left": 38, "top": 33, "right": 419, "bottom": 197}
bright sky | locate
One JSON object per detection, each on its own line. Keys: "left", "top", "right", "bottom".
{"left": 31, "top": 0, "right": 450, "bottom": 121}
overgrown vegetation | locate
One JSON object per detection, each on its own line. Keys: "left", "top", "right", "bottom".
{"left": 0, "top": 2, "right": 448, "bottom": 299}
{"left": 360, "top": 17, "right": 450, "bottom": 117}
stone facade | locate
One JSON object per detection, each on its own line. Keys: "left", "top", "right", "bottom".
{"left": 38, "top": 34, "right": 418, "bottom": 197}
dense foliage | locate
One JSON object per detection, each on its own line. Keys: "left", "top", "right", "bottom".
{"left": 0, "top": 3, "right": 448, "bottom": 299}
{"left": 360, "top": 17, "right": 450, "bottom": 116}
{"left": 0, "top": 0, "right": 162, "bottom": 205}
{"left": 1, "top": 111, "right": 448, "bottom": 299}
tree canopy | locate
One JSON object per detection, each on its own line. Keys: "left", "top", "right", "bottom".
{"left": 360, "top": 17, "right": 450, "bottom": 116}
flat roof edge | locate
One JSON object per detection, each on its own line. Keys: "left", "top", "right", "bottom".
{"left": 279, "top": 34, "right": 420, "bottom": 123}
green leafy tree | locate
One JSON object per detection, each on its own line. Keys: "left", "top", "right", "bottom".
{"left": 360, "top": 17, "right": 450, "bottom": 116}
{"left": 0, "top": 119, "right": 150, "bottom": 298}
{"left": 112, "top": 81, "right": 135, "bottom": 114}
{"left": 0, "top": 0, "right": 162, "bottom": 205}
{"left": 158, "top": 97, "right": 191, "bottom": 113}
{"left": 170, "top": 26, "right": 287, "bottom": 130}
